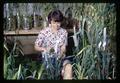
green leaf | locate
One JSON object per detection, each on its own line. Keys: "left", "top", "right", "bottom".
{"left": 76, "top": 45, "right": 91, "bottom": 56}
{"left": 37, "top": 64, "right": 44, "bottom": 79}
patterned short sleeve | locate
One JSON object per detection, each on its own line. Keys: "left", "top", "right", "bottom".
{"left": 64, "top": 30, "right": 68, "bottom": 46}
{"left": 35, "top": 30, "right": 45, "bottom": 47}
{"left": 60, "top": 30, "right": 68, "bottom": 47}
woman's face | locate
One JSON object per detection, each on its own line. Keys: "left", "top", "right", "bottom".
{"left": 51, "top": 20, "right": 61, "bottom": 30}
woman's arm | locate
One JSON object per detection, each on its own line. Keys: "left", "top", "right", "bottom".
{"left": 34, "top": 29, "right": 47, "bottom": 52}
{"left": 34, "top": 44, "right": 51, "bottom": 53}
{"left": 58, "top": 30, "right": 68, "bottom": 59}
{"left": 58, "top": 44, "right": 66, "bottom": 59}
{"left": 34, "top": 45, "right": 46, "bottom": 52}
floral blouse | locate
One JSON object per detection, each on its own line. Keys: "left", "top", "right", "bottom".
{"left": 35, "top": 27, "right": 68, "bottom": 55}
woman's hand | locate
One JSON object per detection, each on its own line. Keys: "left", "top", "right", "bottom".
{"left": 34, "top": 45, "right": 51, "bottom": 53}
{"left": 57, "top": 45, "right": 66, "bottom": 60}
{"left": 60, "top": 44, "right": 66, "bottom": 58}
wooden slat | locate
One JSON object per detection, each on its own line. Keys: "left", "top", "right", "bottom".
{"left": 4, "top": 28, "right": 74, "bottom": 36}
{"left": 4, "top": 28, "right": 41, "bottom": 35}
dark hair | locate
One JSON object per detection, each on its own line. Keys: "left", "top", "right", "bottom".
{"left": 48, "top": 10, "right": 63, "bottom": 24}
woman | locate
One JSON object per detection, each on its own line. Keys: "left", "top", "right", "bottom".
{"left": 34, "top": 9, "right": 72, "bottom": 79}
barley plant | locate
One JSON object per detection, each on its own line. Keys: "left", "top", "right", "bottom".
{"left": 4, "top": 3, "right": 116, "bottom": 80}
{"left": 71, "top": 3, "right": 116, "bottom": 80}
{"left": 3, "top": 37, "right": 44, "bottom": 80}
